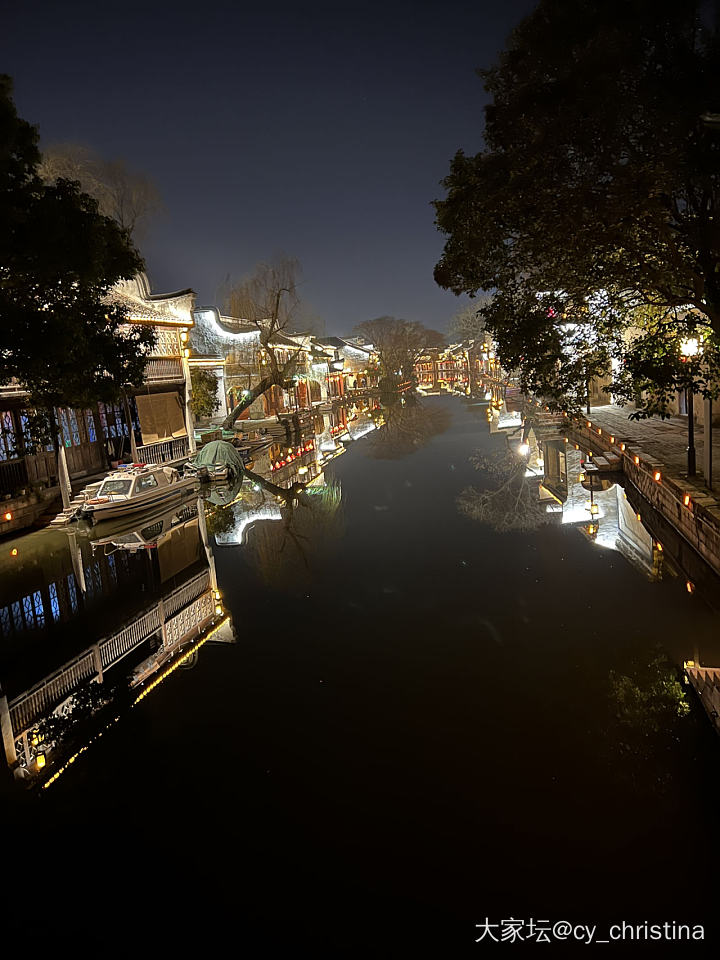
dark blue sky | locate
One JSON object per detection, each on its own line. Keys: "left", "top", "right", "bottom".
{"left": 4, "top": 0, "right": 535, "bottom": 333}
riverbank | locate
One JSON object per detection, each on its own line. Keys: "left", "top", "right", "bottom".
{"left": 530, "top": 400, "right": 720, "bottom": 580}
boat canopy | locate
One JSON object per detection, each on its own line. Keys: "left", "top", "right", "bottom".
{"left": 187, "top": 440, "right": 246, "bottom": 477}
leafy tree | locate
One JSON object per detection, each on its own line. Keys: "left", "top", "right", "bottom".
{"left": 0, "top": 76, "right": 153, "bottom": 448}
{"left": 611, "top": 306, "right": 720, "bottom": 418}
{"left": 434, "top": 0, "right": 720, "bottom": 409}
{"left": 221, "top": 257, "right": 304, "bottom": 429}
{"left": 190, "top": 369, "right": 220, "bottom": 419}
{"left": 353, "top": 316, "right": 445, "bottom": 385}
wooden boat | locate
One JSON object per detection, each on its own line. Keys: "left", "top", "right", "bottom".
{"left": 79, "top": 463, "right": 199, "bottom": 522}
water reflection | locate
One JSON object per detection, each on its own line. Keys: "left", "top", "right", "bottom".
{"left": 0, "top": 495, "right": 230, "bottom": 783}
{"left": 365, "top": 396, "right": 451, "bottom": 459}
{"left": 4, "top": 392, "right": 720, "bottom": 942}
{"left": 463, "top": 393, "right": 687, "bottom": 585}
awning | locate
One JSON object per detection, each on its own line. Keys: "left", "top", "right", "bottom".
{"left": 135, "top": 392, "right": 187, "bottom": 445}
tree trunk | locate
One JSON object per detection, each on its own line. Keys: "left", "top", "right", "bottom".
{"left": 221, "top": 352, "right": 302, "bottom": 431}
{"left": 221, "top": 375, "right": 276, "bottom": 430}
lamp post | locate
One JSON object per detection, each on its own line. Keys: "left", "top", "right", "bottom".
{"left": 680, "top": 337, "right": 700, "bottom": 477}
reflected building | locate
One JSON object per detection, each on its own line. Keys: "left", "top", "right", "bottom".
{"left": 0, "top": 497, "right": 232, "bottom": 782}
{"left": 537, "top": 436, "right": 662, "bottom": 577}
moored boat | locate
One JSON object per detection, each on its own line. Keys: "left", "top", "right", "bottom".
{"left": 79, "top": 463, "right": 199, "bottom": 522}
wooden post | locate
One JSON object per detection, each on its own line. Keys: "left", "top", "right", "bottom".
{"left": 704, "top": 396, "right": 713, "bottom": 490}
{"left": 57, "top": 443, "right": 72, "bottom": 510}
{"left": 0, "top": 687, "right": 17, "bottom": 768}
{"left": 121, "top": 392, "right": 138, "bottom": 462}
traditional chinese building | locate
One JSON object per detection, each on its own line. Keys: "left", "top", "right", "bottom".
{"left": 0, "top": 274, "right": 196, "bottom": 535}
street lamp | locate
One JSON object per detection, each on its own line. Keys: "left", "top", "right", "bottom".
{"left": 680, "top": 337, "right": 700, "bottom": 477}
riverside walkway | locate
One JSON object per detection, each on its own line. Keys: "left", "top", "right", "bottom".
{"left": 584, "top": 403, "right": 720, "bottom": 489}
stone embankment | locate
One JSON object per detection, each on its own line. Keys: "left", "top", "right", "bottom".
{"left": 532, "top": 402, "right": 720, "bottom": 579}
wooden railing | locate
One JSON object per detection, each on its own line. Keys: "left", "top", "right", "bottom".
{"left": 144, "top": 358, "right": 184, "bottom": 382}
{"left": 8, "top": 569, "right": 211, "bottom": 738}
{"left": 0, "top": 458, "right": 29, "bottom": 497}
{"left": 136, "top": 435, "right": 189, "bottom": 464}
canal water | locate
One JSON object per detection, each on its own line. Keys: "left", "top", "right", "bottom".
{"left": 3, "top": 395, "right": 720, "bottom": 950}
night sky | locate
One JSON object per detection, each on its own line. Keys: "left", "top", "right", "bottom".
{"left": 3, "top": 0, "right": 535, "bottom": 333}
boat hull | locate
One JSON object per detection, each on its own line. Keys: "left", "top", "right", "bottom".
{"left": 80, "top": 476, "right": 199, "bottom": 522}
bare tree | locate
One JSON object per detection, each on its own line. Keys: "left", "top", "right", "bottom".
{"left": 458, "top": 445, "right": 548, "bottom": 532}
{"left": 221, "top": 257, "right": 305, "bottom": 429}
{"left": 239, "top": 465, "right": 344, "bottom": 588}
{"left": 449, "top": 295, "right": 492, "bottom": 341}
{"left": 354, "top": 316, "right": 445, "bottom": 383}
{"left": 39, "top": 143, "right": 163, "bottom": 239}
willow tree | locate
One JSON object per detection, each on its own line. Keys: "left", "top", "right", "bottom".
{"left": 434, "top": 0, "right": 720, "bottom": 408}
{"left": 221, "top": 257, "right": 304, "bottom": 429}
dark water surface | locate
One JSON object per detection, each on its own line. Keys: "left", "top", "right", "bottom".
{"left": 5, "top": 396, "right": 720, "bottom": 950}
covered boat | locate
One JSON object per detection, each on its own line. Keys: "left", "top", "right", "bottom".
{"left": 80, "top": 464, "right": 198, "bottom": 521}
{"left": 184, "top": 440, "right": 248, "bottom": 482}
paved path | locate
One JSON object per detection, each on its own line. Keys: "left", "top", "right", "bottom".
{"left": 585, "top": 403, "right": 719, "bottom": 492}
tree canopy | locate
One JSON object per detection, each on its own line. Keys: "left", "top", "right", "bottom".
{"left": 0, "top": 75, "right": 153, "bottom": 428}
{"left": 353, "top": 316, "right": 445, "bottom": 384}
{"left": 434, "top": 0, "right": 720, "bottom": 411}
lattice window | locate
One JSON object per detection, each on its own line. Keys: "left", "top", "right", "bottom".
{"left": 11, "top": 601, "right": 22, "bottom": 631}
{"left": 58, "top": 409, "right": 72, "bottom": 448}
{"left": 0, "top": 607, "right": 11, "bottom": 637}
{"left": 68, "top": 409, "right": 81, "bottom": 445}
{"left": 49, "top": 583, "right": 60, "bottom": 622}
{"left": 67, "top": 574, "right": 78, "bottom": 613}
{"left": 86, "top": 410, "right": 97, "bottom": 443}
{"left": 153, "top": 328, "right": 181, "bottom": 357}
{"left": 91, "top": 561, "right": 102, "bottom": 595}
{"left": 0, "top": 411, "right": 17, "bottom": 461}
{"left": 33, "top": 591, "right": 44, "bottom": 628}
{"left": 97, "top": 402, "right": 129, "bottom": 440}
{"left": 22, "top": 595, "right": 34, "bottom": 627}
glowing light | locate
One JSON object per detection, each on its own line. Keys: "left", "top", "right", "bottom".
{"left": 656, "top": 542, "right": 663, "bottom": 552}
{"left": 680, "top": 337, "right": 700, "bottom": 357}
{"left": 684, "top": 659, "right": 696, "bottom": 668}
{"left": 620, "top": 443, "right": 626, "bottom": 452}
{"left": 180, "top": 331, "right": 188, "bottom": 343}
{"left": 634, "top": 456, "right": 640, "bottom": 466}
{"left": 684, "top": 494, "right": 691, "bottom": 507}
{"left": 609, "top": 435, "right": 615, "bottom": 444}
{"left": 36, "top": 754, "right": 46, "bottom": 769}
{"left": 654, "top": 471, "right": 661, "bottom": 482}
{"left": 10, "top": 548, "right": 18, "bottom": 557}
{"left": 590, "top": 503, "right": 599, "bottom": 516}
{"left": 636, "top": 512, "right": 642, "bottom": 522}
{"left": 686, "top": 580, "right": 695, "bottom": 594}
{"left": 518, "top": 443, "right": 530, "bottom": 456}
{"left": 4, "top": 512, "right": 12, "bottom": 521}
